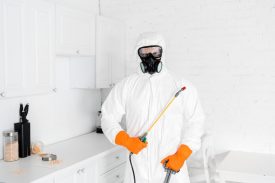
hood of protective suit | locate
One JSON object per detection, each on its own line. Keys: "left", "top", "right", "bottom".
{"left": 135, "top": 32, "right": 167, "bottom": 74}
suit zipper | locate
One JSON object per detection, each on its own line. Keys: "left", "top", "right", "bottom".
{"left": 147, "top": 77, "right": 153, "bottom": 182}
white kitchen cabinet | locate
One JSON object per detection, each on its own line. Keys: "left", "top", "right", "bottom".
{"left": 26, "top": 0, "right": 54, "bottom": 94}
{"left": 0, "top": 0, "right": 3, "bottom": 97}
{"left": 69, "top": 56, "right": 96, "bottom": 89}
{"left": 0, "top": 0, "right": 54, "bottom": 98}
{"left": 96, "top": 16, "right": 126, "bottom": 88}
{"left": 55, "top": 158, "right": 96, "bottom": 183}
{"left": 0, "top": 0, "right": 26, "bottom": 97}
{"left": 54, "top": 149, "right": 126, "bottom": 183}
{"left": 97, "top": 148, "right": 127, "bottom": 175}
{"left": 0, "top": 133, "right": 126, "bottom": 183}
{"left": 98, "top": 163, "right": 126, "bottom": 183}
{"left": 54, "top": 167, "right": 77, "bottom": 183}
{"left": 97, "top": 149, "right": 127, "bottom": 183}
{"left": 56, "top": 5, "right": 95, "bottom": 56}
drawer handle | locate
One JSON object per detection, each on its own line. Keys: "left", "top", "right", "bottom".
{"left": 116, "top": 175, "right": 120, "bottom": 178}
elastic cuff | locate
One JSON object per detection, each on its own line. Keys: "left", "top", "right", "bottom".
{"left": 178, "top": 144, "right": 192, "bottom": 160}
{"left": 115, "top": 131, "right": 129, "bottom": 146}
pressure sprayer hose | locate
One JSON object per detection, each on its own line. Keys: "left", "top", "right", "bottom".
{"left": 129, "top": 153, "right": 136, "bottom": 183}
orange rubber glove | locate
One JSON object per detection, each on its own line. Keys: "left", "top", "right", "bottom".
{"left": 161, "top": 144, "right": 192, "bottom": 172}
{"left": 115, "top": 131, "right": 147, "bottom": 154}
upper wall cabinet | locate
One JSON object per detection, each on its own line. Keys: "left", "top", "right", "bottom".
{"left": 55, "top": 5, "right": 95, "bottom": 56}
{"left": 96, "top": 16, "right": 126, "bottom": 88}
{"left": 26, "top": 0, "right": 55, "bottom": 94}
{"left": 0, "top": 0, "right": 54, "bottom": 98}
{"left": 0, "top": 0, "right": 26, "bottom": 97}
{"left": 69, "top": 56, "right": 96, "bottom": 89}
{"left": 0, "top": 0, "right": 3, "bottom": 97}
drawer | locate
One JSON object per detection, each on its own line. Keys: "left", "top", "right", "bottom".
{"left": 98, "top": 149, "right": 126, "bottom": 175}
{"left": 98, "top": 163, "right": 126, "bottom": 183}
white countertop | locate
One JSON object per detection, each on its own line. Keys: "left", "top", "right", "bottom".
{"left": 0, "top": 132, "right": 120, "bottom": 183}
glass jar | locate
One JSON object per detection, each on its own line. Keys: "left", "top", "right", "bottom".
{"left": 3, "top": 130, "right": 19, "bottom": 162}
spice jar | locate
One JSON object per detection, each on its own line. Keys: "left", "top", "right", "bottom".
{"left": 3, "top": 130, "right": 19, "bottom": 162}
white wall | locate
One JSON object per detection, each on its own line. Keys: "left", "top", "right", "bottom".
{"left": 54, "top": 0, "right": 98, "bottom": 12}
{"left": 100, "top": 0, "right": 275, "bottom": 154}
{"left": 0, "top": 57, "right": 101, "bottom": 159}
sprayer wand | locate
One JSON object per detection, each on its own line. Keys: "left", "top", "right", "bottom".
{"left": 138, "top": 86, "right": 186, "bottom": 143}
{"left": 129, "top": 86, "right": 186, "bottom": 183}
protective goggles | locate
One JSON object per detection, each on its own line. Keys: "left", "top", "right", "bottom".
{"left": 137, "top": 45, "right": 163, "bottom": 59}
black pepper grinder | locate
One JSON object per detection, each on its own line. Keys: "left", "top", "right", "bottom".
{"left": 14, "top": 103, "right": 31, "bottom": 158}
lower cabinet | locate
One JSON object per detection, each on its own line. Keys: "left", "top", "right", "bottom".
{"left": 97, "top": 149, "right": 126, "bottom": 175}
{"left": 96, "top": 149, "right": 127, "bottom": 183}
{"left": 97, "top": 163, "right": 126, "bottom": 183}
{"left": 31, "top": 148, "right": 127, "bottom": 183}
{"left": 54, "top": 159, "right": 96, "bottom": 183}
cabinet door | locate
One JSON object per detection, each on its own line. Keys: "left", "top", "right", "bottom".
{"left": 96, "top": 16, "right": 125, "bottom": 88}
{"left": 54, "top": 167, "right": 78, "bottom": 183}
{"left": 56, "top": 5, "right": 95, "bottom": 56}
{"left": 69, "top": 56, "right": 96, "bottom": 89}
{"left": 98, "top": 163, "right": 126, "bottom": 183}
{"left": 0, "top": 0, "right": 54, "bottom": 98}
{"left": 0, "top": 0, "right": 4, "bottom": 97}
{"left": 76, "top": 165, "right": 96, "bottom": 183}
{"left": 97, "top": 149, "right": 126, "bottom": 175}
{"left": 0, "top": 0, "right": 26, "bottom": 98}
{"left": 75, "top": 158, "right": 96, "bottom": 183}
{"left": 26, "top": 0, "right": 54, "bottom": 94}
{"left": 55, "top": 159, "right": 96, "bottom": 183}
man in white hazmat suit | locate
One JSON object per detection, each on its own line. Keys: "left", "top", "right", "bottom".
{"left": 101, "top": 32, "right": 205, "bottom": 183}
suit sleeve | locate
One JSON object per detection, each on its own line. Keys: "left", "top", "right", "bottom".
{"left": 101, "top": 79, "right": 127, "bottom": 144}
{"left": 181, "top": 85, "right": 205, "bottom": 152}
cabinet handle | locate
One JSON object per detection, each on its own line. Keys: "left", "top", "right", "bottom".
{"left": 116, "top": 175, "right": 120, "bottom": 178}
{"left": 77, "top": 168, "right": 85, "bottom": 174}
{"left": 0, "top": 92, "right": 6, "bottom": 97}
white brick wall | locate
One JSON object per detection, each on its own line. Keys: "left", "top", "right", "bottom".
{"left": 101, "top": 0, "right": 275, "bottom": 154}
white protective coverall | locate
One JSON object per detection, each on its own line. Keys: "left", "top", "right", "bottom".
{"left": 101, "top": 32, "right": 205, "bottom": 183}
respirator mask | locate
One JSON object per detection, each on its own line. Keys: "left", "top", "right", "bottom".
{"left": 138, "top": 45, "right": 163, "bottom": 75}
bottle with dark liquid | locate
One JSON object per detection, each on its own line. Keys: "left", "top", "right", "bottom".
{"left": 14, "top": 103, "right": 31, "bottom": 158}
